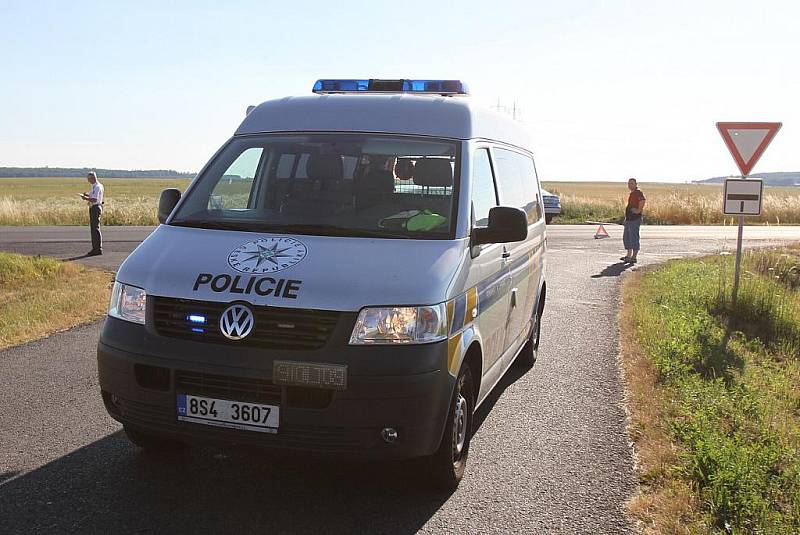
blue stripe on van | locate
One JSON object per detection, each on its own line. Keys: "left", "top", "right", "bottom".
{"left": 451, "top": 247, "right": 540, "bottom": 330}
{"left": 477, "top": 266, "right": 504, "bottom": 311}
{"left": 508, "top": 251, "right": 531, "bottom": 272}
{"left": 451, "top": 293, "right": 466, "bottom": 336}
{"left": 477, "top": 278, "right": 503, "bottom": 314}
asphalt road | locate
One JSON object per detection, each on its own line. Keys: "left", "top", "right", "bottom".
{"left": 0, "top": 225, "right": 153, "bottom": 272}
{"left": 1, "top": 224, "right": 799, "bottom": 534}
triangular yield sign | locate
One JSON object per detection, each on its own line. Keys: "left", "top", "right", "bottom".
{"left": 716, "top": 122, "right": 782, "bottom": 176}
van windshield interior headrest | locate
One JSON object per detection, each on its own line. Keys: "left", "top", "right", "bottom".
{"left": 307, "top": 154, "right": 343, "bottom": 181}
{"left": 413, "top": 159, "right": 452, "bottom": 187}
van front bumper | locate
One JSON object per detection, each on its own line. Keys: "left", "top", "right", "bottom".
{"left": 97, "top": 317, "right": 455, "bottom": 460}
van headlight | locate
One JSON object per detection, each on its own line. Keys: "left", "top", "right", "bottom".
{"left": 349, "top": 304, "right": 448, "bottom": 345}
{"left": 108, "top": 282, "right": 147, "bottom": 325}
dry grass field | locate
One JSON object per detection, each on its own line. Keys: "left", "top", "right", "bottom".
{"left": 0, "top": 252, "right": 113, "bottom": 349}
{"left": 0, "top": 177, "right": 191, "bottom": 226}
{"left": 0, "top": 177, "right": 798, "bottom": 226}
{"left": 542, "top": 181, "right": 800, "bottom": 225}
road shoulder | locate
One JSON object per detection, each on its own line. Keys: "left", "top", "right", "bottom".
{"left": 620, "top": 248, "right": 800, "bottom": 532}
{"left": 0, "top": 252, "right": 112, "bottom": 350}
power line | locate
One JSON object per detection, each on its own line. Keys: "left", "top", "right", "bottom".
{"left": 491, "top": 98, "right": 522, "bottom": 121}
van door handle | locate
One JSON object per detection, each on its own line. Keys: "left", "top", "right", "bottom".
{"left": 501, "top": 251, "right": 511, "bottom": 259}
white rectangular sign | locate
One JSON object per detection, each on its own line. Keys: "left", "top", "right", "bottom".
{"left": 723, "top": 178, "right": 763, "bottom": 216}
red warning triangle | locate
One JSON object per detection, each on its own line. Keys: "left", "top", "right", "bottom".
{"left": 716, "top": 122, "right": 781, "bottom": 176}
{"left": 594, "top": 224, "right": 609, "bottom": 239}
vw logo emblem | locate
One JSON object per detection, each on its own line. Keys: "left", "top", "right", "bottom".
{"left": 219, "top": 304, "right": 255, "bottom": 341}
{"left": 228, "top": 237, "right": 307, "bottom": 274}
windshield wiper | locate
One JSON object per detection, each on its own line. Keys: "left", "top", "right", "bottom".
{"left": 170, "top": 220, "right": 412, "bottom": 238}
{"left": 169, "top": 219, "right": 249, "bottom": 231}
{"left": 255, "top": 224, "right": 411, "bottom": 239}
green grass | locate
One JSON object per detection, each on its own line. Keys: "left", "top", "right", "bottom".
{"left": 0, "top": 177, "right": 190, "bottom": 200}
{"left": 551, "top": 198, "right": 621, "bottom": 224}
{"left": 624, "top": 248, "right": 800, "bottom": 532}
{"left": 0, "top": 252, "right": 113, "bottom": 349}
{"left": 0, "top": 177, "right": 190, "bottom": 226}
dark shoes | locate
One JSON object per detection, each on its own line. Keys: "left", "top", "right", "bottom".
{"left": 87, "top": 250, "right": 103, "bottom": 257}
{"left": 620, "top": 256, "right": 638, "bottom": 264}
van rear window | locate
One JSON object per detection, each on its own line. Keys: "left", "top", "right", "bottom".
{"left": 171, "top": 134, "right": 459, "bottom": 239}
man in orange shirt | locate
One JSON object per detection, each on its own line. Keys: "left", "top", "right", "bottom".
{"left": 622, "top": 178, "right": 646, "bottom": 263}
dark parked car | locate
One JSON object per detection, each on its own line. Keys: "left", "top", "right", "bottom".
{"left": 541, "top": 188, "right": 561, "bottom": 224}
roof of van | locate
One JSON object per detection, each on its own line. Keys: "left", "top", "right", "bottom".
{"left": 235, "top": 94, "right": 532, "bottom": 151}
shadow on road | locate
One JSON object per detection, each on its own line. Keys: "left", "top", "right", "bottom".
{"left": 591, "top": 262, "right": 634, "bottom": 278}
{"left": 473, "top": 361, "right": 529, "bottom": 433}
{"left": 63, "top": 253, "right": 92, "bottom": 261}
{"left": 0, "top": 432, "right": 452, "bottom": 534}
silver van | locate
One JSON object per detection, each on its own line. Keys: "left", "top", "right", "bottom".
{"left": 98, "top": 79, "right": 547, "bottom": 488}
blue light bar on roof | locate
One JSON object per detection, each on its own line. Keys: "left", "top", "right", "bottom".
{"left": 312, "top": 79, "right": 468, "bottom": 96}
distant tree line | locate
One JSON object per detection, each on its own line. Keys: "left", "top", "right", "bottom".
{"left": 700, "top": 171, "right": 800, "bottom": 187}
{"left": 0, "top": 167, "right": 195, "bottom": 178}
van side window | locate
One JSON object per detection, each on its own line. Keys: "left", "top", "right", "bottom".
{"left": 208, "top": 147, "right": 262, "bottom": 210}
{"left": 471, "top": 148, "right": 498, "bottom": 227}
{"left": 492, "top": 147, "right": 541, "bottom": 223}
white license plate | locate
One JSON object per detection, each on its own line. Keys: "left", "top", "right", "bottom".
{"left": 177, "top": 394, "right": 279, "bottom": 434}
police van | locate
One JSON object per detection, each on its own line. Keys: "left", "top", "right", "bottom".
{"left": 98, "top": 79, "right": 547, "bottom": 488}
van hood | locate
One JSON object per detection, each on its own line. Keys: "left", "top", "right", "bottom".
{"left": 117, "top": 225, "right": 467, "bottom": 312}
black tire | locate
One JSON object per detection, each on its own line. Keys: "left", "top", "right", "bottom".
{"left": 516, "top": 309, "right": 541, "bottom": 368}
{"left": 545, "top": 214, "right": 554, "bottom": 224}
{"left": 427, "top": 365, "right": 475, "bottom": 490}
{"left": 124, "top": 425, "right": 184, "bottom": 453}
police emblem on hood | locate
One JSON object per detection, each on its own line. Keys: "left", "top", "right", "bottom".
{"left": 228, "top": 237, "right": 307, "bottom": 274}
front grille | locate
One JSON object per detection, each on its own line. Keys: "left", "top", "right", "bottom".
{"left": 175, "top": 370, "right": 282, "bottom": 405}
{"left": 152, "top": 296, "right": 339, "bottom": 350}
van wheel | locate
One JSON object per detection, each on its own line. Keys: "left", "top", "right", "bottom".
{"left": 517, "top": 310, "right": 541, "bottom": 368}
{"left": 545, "top": 214, "right": 554, "bottom": 224}
{"left": 427, "top": 365, "right": 475, "bottom": 490}
{"left": 124, "top": 425, "right": 184, "bottom": 453}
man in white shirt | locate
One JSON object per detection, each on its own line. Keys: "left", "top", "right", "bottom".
{"left": 80, "top": 172, "right": 105, "bottom": 256}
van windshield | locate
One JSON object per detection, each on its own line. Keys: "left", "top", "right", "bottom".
{"left": 170, "top": 134, "right": 460, "bottom": 239}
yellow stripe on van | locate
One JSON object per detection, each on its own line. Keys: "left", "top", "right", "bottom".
{"left": 465, "top": 286, "right": 478, "bottom": 328}
{"left": 447, "top": 331, "right": 463, "bottom": 375}
{"left": 446, "top": 299, "right": 455, "bottom": 332}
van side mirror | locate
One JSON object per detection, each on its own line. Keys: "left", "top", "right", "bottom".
{"left": 471, "top": 206, "right": 528, "bottom": 246}
{"left": 158, "top": 188, "right": 181, "bottom": 224}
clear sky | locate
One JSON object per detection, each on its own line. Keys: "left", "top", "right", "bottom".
{"left": 1, "top": 0, "right": 797, "bottom": 181}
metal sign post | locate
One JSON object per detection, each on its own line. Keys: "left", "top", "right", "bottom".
{"left": 732, "top": 213, "right": 744, "bottom": 306}
{"left": 716, "top": 122, "right": 781, "bottom": 307}
{"left": 722, "top": 177, "right": 764, "bottom": 306}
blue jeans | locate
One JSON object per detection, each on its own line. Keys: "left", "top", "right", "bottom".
{"left": 623, "top": 218, "right": 641, "bottom": 252}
